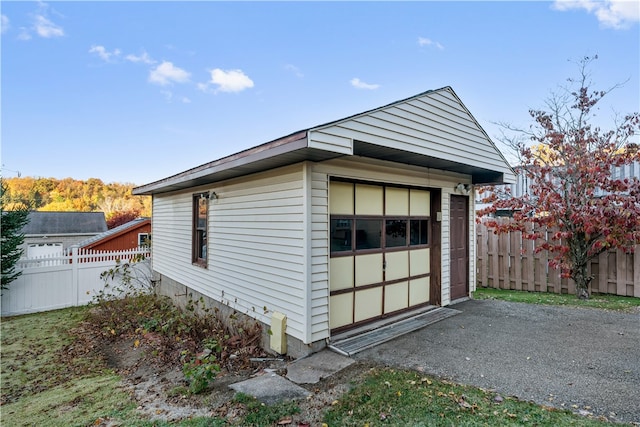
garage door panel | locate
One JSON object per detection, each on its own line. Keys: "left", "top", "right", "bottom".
{"left": 330, "top": 256, "right": 353, "bottom": 291}
{"left": 355, "top": 253, "right": 383, "bottom": 286}
{"left": 330, "top": 181, "right": 354, "bottom": 215}
{"left": 409, "top": 277, "right": 430, "bottom": 306}
{"left": 330, "top": 293, "right": 353, "bottom": 329}
{"left": 410, "top": 248, "right": 430, "bottom": 276}
{"left": 385, "top": 251, "right": 409, "bottom": 281}
{"left": 356, "top": 184, "right": 383, "bottom": 215}
{"left": 384, "top": 281, "right": 409, "bottom": 314}
{"left": 410, "top": 189, "right": 430, "bottom": 216}
{"left": 385, "top": 187, "right": 409, "bottom": 215}
{"left": 354, "top": 287, "right": 383, "bottom": 322}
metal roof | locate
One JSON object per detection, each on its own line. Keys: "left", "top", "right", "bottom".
{"left": 133, "top": 86, "right": 512, "bottom": 196}
{"left": 22, "top": 211, "right": 108, "bottom": 235}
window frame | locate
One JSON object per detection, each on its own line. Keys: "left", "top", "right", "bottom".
{"left": 192, "top": 192, "right": 209, "bottom": 267}
{"left": 138, "top": 232, "right": 150, "bottom": 247}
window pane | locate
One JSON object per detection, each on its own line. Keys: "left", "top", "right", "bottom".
{"left": 330, "top": 218, "right": 353, "bottom": 252}
{"left": 385, "top": 219, "right": 407, "bottom": 247}
{"left": 138, "top": 233, "right": 150, "bottom": 247}
{"left": 410, "top": 219, "right": 428, "bottom": 245}
{"left": 198, "top": 198, "right": 208, "bottom": 229}
{"left": 197, "top": 230, "right": 207, "bottom": 259}
{"left": 355, "top": 219, "right": 382, "bottom": 249}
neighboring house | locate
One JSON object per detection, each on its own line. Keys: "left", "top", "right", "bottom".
{"left": 133, "top": 86, "right": 515, "bottom": 358}
{"left": 21, "top": 211, "right": 108, "bottom": 257}
{"left": 476, "top": 161, "right": 640, "bottom": 216}
{"left": 71, "top": 217, "right": 151, "bottom": 251}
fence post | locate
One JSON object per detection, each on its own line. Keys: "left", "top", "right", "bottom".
{"left": 72, "top": 247, "right": 79, "bottom": 306}
{"left": 616, "top": 248, "right": 627, "bottom": 297}
{"left": 634, "top": 244, "right": 640, "bottom": 298}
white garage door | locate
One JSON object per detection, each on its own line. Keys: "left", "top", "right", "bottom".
{"left": 27, "top": 243, "right": 63, "bottom": 258}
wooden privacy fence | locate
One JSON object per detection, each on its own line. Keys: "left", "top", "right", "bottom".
{"left": 476, "top": 219, "right": 640, "bottom": 297}
{"left": 1, "top": 247, "right": 151, "bottom": 317}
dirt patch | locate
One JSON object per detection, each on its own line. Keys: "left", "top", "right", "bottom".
{"left": 69, "top": 321, "right": 369, "bottom": 425}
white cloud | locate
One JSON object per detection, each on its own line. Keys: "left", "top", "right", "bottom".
{"left": 350, "top": 78, "right": 380, "bottom": 90}
{"left": 418, "top": 37, "right": 444, "bottom": 50}
{"left": 89, "top": 45, "right": 121, "bottom": 62}
{"left": 149, "top": 61, "right": 191, "bottom": 86}
{"left": 1, "top": 15, "right": 9, "bottom": 34}
{"left": 15, "top": 2, "right": 65, "bottom": 40}
{"left": 18, "top": 28, "right": 32, "bottom": 41}
{"left": 33, "top": 14, "right": 64, "bottom": 38}
{"left": 199, "top": 68, "right": 254, "bottom": 93}
{"left": 181, "top": 97, "right": 191, "bottom": 104}
{"left": 552, "top": 0, "right": 639, "bottom": 29}
{"left": 284, "top": 64, "right": 304, "bottom": 78}
{"left": 126, "top": 51, "right": 155, "bottom": 65}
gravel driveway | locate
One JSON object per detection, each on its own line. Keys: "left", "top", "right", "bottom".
{"left": 354, "top": 299, "right": 640, "bottom": 424}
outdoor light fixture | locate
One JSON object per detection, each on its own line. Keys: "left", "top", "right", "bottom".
{"left": 455, "top": 183, "right": 471, "bottom": 195}
{"left": 210, "top": 191, "right": 218, "bottom": 200}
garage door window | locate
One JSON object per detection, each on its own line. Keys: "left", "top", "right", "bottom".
{"left": 410, "top": 219, "right": 428, "bottom": 245}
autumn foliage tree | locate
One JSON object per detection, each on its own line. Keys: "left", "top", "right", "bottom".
{"left": 107, "top": 209, "right": 141, "bottom": 229}
{"left": 478, "top": 57, "right": 640, "bottom": 298}
{"left": 3, "top": 177, "right": 151, "bottom": 219}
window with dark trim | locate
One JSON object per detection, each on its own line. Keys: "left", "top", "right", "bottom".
{"left": 193, "top": 193, "right": 209, "bottom": 266}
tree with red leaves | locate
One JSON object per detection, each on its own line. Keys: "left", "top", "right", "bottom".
{"left": 478, "top": 56, "right": 640, "bottom": 299}
{"left": 107, "top": 209, "right": 141, "bottom": 229}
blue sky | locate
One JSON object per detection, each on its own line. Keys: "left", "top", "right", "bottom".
{"left": 2, "top": 1, "right": 639, "bottom": 185}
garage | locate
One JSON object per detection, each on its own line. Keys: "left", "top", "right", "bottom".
{"left": 133, "top": 86, "right": 516, "bottom": 357}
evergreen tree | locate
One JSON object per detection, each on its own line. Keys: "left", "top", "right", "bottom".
{"left": 1, "top": 179, "right": 31, "bottom": 290}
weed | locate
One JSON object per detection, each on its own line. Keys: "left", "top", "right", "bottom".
{"left": 167, "top": 386, "right": 190, "bottom": 398}
{"left": 97, "top": 253, "right": 154, "bottom": 301}
{"left": 181, "top": 338, "right": 222, "bottom": 394}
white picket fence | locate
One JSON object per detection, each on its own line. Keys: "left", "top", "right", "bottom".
{"left": 1, "top": 247, "right": 152, "bottom": 317}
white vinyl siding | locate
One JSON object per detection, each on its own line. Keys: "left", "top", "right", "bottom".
{"left": 469, "top": 195, "right": 477, "bottom": 294}
{"left": 309, "top": 167, "right": 330, "bottom": 342}
{"left": 152, "top": 164, "right": 308, "bottom": 341}
{"left": 308, "top": 88, "right": 515, "bottom": 184}
{"left": 440, "top": 189, "right": 451, "bottom": 306}
{"left": 308, "top": 131, "right": 353, "bottom": 155}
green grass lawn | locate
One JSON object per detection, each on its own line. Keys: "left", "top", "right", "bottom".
{"left": 0, "top": 306, "right": 140, "bottom": 427}
{"left": 324, "top": 368, "right": 611, "bottom": 427}
{"left": 473, "top": 287, "right": 640, "bottom": 312}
